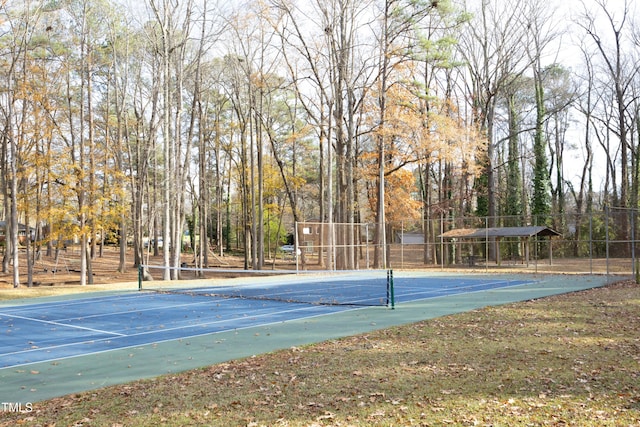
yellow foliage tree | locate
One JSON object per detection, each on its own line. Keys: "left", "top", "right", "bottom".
{"left": 362, "top": 61, "right": 485, "bottom": 235}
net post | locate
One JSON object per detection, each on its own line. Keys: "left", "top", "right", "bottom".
{"left": 138, "top": 264, "right": 143, "bottom": 291}
{"left": 386, "top": 270, "right": 389, "bottom": 306}
{"left": 387, "top": 269, "right": 395, "bottom": 309}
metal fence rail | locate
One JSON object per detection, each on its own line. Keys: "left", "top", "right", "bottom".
{"left": 294, "top": 208, "right": 640, "bottom": 279}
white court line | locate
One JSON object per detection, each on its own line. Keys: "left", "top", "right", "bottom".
{"left": 4, "top": 313, "right": 126, "bottom": 337}
{"left": 51, "top": 298, "right": 222, "bottom": 323}
{"left": 3, "top": 293, "right": 267, "bottom": 323}
{"left": 396, "top": 278, "right": 533, "bottom": 300}
{"left": 0, "top": 292, "right": 154, "bottom": 312}
{"left": 2, "top": 277, "right": 523, "bottom": 368}
{"left": 1, "top": 290, "right": 372, "bottom": 342}
{"left": 1, "top": 277, "right": 541, "bottom": 369}
{"left": 1, "top": 303, "right": 371, "bottom": 370}
{"left": 0, "top": 303, "right": 352, "bottom": 362}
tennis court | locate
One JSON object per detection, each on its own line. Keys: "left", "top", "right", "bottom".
{"left": 0, "top": 271, "right": 611, "bottom": 403}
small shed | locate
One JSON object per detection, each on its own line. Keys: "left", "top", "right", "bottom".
{"left": 440, "top": 226, "right": 561, "bottom": 266}
{"left": 394, "top": 232, "right": 424, "bottom": 244}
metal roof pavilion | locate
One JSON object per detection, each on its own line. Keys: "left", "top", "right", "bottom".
{"left": 440, "top": 226, "right": 561, "bottom": 239}
{"left": 439, "top": 226, "right": 561, "bottom": 267}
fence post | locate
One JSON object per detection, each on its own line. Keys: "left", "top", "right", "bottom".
{"left": 605, "top": 206, "right": 610, "bottom": 277}
{"left": 589, "top": 211, "right": 593, "bottom": 275}
{"left": 631, "top": 208, "right": 636, "bottom": 279}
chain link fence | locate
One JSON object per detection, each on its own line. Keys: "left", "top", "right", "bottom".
{"left": 294, "top": 208, "right": 640, "bottom": 278}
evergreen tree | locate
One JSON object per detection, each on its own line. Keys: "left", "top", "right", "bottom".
{"left": 505, "top": 92, "right": 523, "bottom": 226}
{"left": 531, "top": 72, "right": 551, "bottom": 225}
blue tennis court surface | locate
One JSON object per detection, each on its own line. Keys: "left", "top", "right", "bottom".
{"left": 0, "top": 274, "right": 532, "bottom": 369}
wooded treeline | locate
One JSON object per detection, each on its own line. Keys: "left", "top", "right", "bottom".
{"left": 1, "top": 0, "right": 638, "bottom": 286}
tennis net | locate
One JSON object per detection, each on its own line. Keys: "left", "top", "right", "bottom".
{"left": 137, "top": 265, "right": 394, "bottom": 307}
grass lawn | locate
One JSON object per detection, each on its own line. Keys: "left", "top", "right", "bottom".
{"left": 1, "top": 281, "right": 639, "bottom": 426}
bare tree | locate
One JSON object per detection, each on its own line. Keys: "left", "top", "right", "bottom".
{"left": 570, "top": 43, "right": 598, "bottom": 256}
{"left": 267, "top": 0, "right": 335, "bottom": 267}
{"left": 0, "top": 0, "right": 34, "bottom": 286}
{"left": 523, "top": 0, "right": 564, "bottom": 230}
{"left": 458, "top": 0, "right": 538, "bottom": 258}
{"left": 147, "top": 0, "right": 197, "bottom": 279}
{"left": 575, "top": 0, "right": 639, "bottom": 252}
{"left": 318, "top": 0, "right": 376, "bottom": 269}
